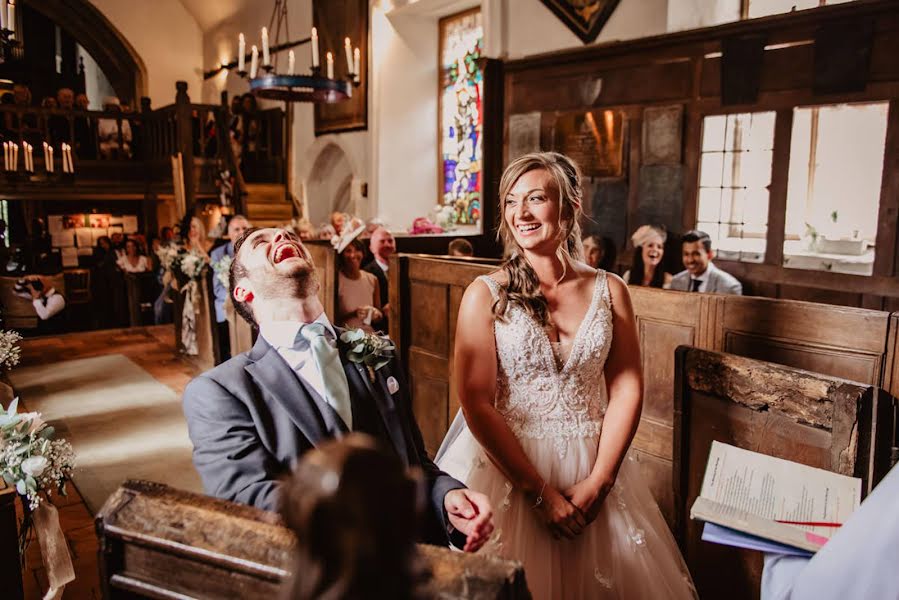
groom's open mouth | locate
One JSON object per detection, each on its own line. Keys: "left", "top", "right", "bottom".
{"left": 271, "top": 242, "right": 302, "bottom": 265}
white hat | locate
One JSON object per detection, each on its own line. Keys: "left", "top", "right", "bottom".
{"left": 331, "top": 219, "right": 366, "bottom": 253}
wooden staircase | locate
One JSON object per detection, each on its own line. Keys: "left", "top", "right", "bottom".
{"left": 243, "top": 183, "right": 294, "bottom": 228}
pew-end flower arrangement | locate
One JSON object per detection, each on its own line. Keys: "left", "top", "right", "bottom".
{"left": 0, "top": 399, "right": 76, "bottom": 553}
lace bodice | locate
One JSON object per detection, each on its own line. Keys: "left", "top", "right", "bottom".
{"left": 479, "top": 271, "right": 613, "bottom": 448}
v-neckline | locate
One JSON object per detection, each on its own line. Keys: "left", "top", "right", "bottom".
{"left": 530, "top": 271, "right": 603, "bottom": 376}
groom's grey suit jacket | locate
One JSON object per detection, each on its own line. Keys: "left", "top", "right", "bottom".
{"left": 182, "top": 332, "right": 464, "bottom": 545}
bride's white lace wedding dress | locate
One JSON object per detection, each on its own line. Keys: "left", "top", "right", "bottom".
{"left": 436, "top": 271, "right": 697, "bottom": 599}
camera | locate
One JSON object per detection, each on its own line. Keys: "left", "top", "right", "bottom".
{"left": 14, "top": 278, "right": 43, "bottom": 295}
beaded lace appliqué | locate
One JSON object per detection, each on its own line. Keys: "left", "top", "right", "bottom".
{"left": 480, "top": 272, "right": 613, "bottom": 458}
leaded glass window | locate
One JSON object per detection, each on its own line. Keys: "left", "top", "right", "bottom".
{"left": 439, "top": 9, "right": 483, "bottom": 226}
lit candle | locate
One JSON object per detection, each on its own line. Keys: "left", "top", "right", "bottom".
{"left": 250, "top": 45, "right": 258, "bottom": 78}
{"left": 0, "top": 0, "right": 6, "bottom": 31}
{"left": 7, "top": 0, "right": 13, "bottom": 37}
{"left": 344, "top": 37, "right": 353, "bottom": 76}
{"left": 12, "top": 142, "right": 17, "bottom": 171}
{"left": 326, "top": 51, "right": 333, "bottom": 79}
{"left": 287, "top": 50, "right": 295, "bottom": 75}
{"left": 69, "top": 145, "right": 74, "bottom": 173}
{"left": 3, "top": 142, "right": 8, "bottom": 171}
{"left": 261, "top": 27, "right": 270, "bottom": 66}
{"left": 353, "top": 47, "right": 360, "bottom": 82}
{"left": 42, "top": 141, "right": 47, "bottom": 168}
{"left": 47, "top": 145, "right": 53, "bottom": 173}
{"left": 238, "top": 33, "right": 246, "bottom": 72}
{"left": 62, "top": 144, "right": 68, "bottom": 173}
{"left": 24, "top": 142, "right": 30, "bottom": 171}
{"left": 311, "top": 27, "right": 319, "bottom": 68}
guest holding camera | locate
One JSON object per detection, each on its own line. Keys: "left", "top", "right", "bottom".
{"left": 15, "top": 276, "right": 66, "bottom": 334}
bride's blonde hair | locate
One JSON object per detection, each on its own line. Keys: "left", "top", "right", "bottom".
{"left": 493, "top": 152, "right": 584, "bottom": 326}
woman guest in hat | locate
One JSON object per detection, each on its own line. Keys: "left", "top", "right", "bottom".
{"left": 623, "top": 224, "right": 673, "bottom": 289}
{"left": 334, "top": 219, "right": 383, "bottom": 332}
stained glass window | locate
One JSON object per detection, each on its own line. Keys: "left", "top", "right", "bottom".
{"left": 439, "top": 9, "right": 483, "bottom": 227}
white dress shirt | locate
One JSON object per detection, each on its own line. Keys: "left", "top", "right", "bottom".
{"left": 33, "top": 288, "right": 65, "bottom": 320}
{"left": 689, "top": 261, "right": 718, "bottom": 293}
{"left": 375, "top": 258, "right": 389, "bottom": 273}
{"left": 259, "top": 313, "right": 338, "bottom": 403}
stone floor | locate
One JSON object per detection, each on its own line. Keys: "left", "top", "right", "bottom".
{"left": 15, "top": 325, "right": 206, "bottom": 600}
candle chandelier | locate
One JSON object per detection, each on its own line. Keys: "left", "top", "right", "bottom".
{"left": 233, "top": 0, "right": 361, "bottom": 104}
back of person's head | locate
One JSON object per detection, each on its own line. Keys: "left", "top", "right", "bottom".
{"left": 447, "top": 238, "right": 474, "bottom": 257}
{"left": 681, "top": 229, "right": 713, "bottom": 253}
{"left": 280, "top": 434, "right": 427, "bottom": 600}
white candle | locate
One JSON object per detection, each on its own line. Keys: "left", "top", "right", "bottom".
{"left": 68, "top": 145, "right": 74, "bottom": 173}
{"left": 261, "top": 27, "right": 270, "bottom": 66}
{"left": 238, "top": 33, "right": 246, "bottom": 72}
{"left": 12, "top": 142, "right": 17, "bottom": 171}
{"left": 24, "top": 143, "right": 30, "bottom": 171}
{"left": 354, "top": 47, "right": 360, "bottom": 81}
{"left": 42, "top": 141, "right": 48, "bottom": 168}
{"left": 1, "top": 0, "right": 6, "bottom": 31}
{"left": 326, "top": 52, "right": 334, "bottom": 79}
{"left": 344, "top": 38, "right": 353, "bottom": 76}
{"left": 3, "top": 142, "right": 8, "bottom": 171}
{"left": 311, "top": 27, "right": 319, "bottom": 68}
{"left": 7, "top": 1, "right": 13, "bottom": 37}
{"left": 250, "top": 45, "right": 258, "bottom": 78}
{"left": 47, "top": 145, "right": 53, "bottom": 173}
{"left": 62, "top": 144, "right": 68, "bottom": 173}
{"left": 287, "top": 50, "right": 295, "bottom": 75}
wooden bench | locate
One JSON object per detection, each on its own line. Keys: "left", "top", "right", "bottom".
{"left": 95, "top": 480, "right": 530, "bottom": 599}
{"left": 673, "top": 347, "right": 894, "bottom": 600}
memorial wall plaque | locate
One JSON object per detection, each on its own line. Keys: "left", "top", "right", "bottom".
{"left": 508, "top": 112, "right": 542, "bottom": 161}
{"left": 642, "top": 105, "right": 683, "bottom": 165}
{"left": 552, "top": 110, "right": 625, "bottom": 177}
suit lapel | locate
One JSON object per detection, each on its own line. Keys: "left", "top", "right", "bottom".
{"left": 336, "top": 329, "right": 411, "bottom": 464}
{"left": 244, "top": 337, "right": 327, "bottom": 446}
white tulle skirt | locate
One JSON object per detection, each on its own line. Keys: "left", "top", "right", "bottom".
{"left": 437, "top": 422, "right": 697, "bottom": 600}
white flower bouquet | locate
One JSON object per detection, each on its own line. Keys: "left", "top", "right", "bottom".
{"left": 173, "top": 248, "right": 209, "bottom": 281}
{"left": 212, "top": 254, "right": 233, "bottom": 289}
{"left": 156, "top": 243, "right": 180, "bottom": 271}
{"left": 0, "top": 329, "right": 22, "bottom": 370}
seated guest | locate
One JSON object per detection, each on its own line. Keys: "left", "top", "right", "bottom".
{"left": 335, "top": 228, "right": 382, "bottom": 332}
{"left": 97, "top": 96, "right": 132, "bottom": 159}
{"left": 182, "top": 227, "right": 493, "bottom": 551}
{"left": 670, "top": 229, "right": 742, "bottom": 295}
{"left": 363, "top": 226, "right": 395, "bottom": 330}
{"left": 623, "top": 225, "right": 673, "bottom": 288}
{"left": 210, "top": 214, "right": 251, "bottom": 361}
{"left": 330, "top": 211, "right": 347, "bottom": 235}
{"left": 184, "top": 216, "right": 213, "bottom": 257}
{"left": 49, "top": 88, "right": 75, "bottom": 148}
{"left": 40, "top": 96, "right": 57, "bottom": 109}
{"left": 581, "top": 234, "right": 605, "bottom": 269}
{"left": 73, "top": 92, "right": 97, "bottom": 160}
{"left": 116, "top": 238, "right": 149, "bottom": 273}
{"left": 280, "top": 434, "right": 428, "bottom": 600}
{"left": 762, "top": 463, "right": 899, "bottom": 600}
{"left": 447, "top": 238, "right": 474, "bottom": 257}
{"left": 15, "top": 275, "right": 65, "bottom": 333}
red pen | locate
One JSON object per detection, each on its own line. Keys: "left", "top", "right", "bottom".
{"left": 775, "top": 519, "right": 843, "bottom": 528}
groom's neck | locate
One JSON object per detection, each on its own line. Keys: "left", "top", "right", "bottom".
{"left": 256, "top": 296, "right": 325, "bottom": 324}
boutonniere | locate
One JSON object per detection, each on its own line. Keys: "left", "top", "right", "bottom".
{"left": 339, "top": 329, "right": 396, "bottom": 382}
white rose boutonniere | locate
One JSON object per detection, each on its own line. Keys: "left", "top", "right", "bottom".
{"left": 339, "top": 329, "right": 395, "bottom": 380}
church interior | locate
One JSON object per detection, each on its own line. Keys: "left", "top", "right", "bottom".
{"left": 0, "top": 0, "right": 898, "bottom": 598}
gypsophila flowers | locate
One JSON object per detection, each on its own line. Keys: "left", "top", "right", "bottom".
{"left": 0, "top": 330, "right": 22, "bottom": 371}
{"left": 212, "top": 254, "right": 233, "bottom": 289}
{"left": 155, "top": 243, "right": 180, "bottom": 271}
{"left": 173, "top": 248, "right": 208, "bottom": 281}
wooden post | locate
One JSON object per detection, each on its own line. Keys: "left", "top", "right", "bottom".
{"left": 174, "top": 81, "right": 196, "bottom": 215}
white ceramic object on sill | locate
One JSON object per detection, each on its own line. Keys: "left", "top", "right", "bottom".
{"left": 815, "top": 237, "right": 868, "bottom": 255}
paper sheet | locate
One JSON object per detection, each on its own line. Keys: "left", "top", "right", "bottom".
{"left": 699, "top": 441, "right": 861, "bottom": 541}
{"left": 51, "top": 231, "right": 76, "bottom": 248}
{"left": 122, "top": 216, "right": 138, "bottom": 234}
{"left": 48, "top": 216, "right": 65, "bottom": 235}
{"left": 75, "top": 228, "right": 93, "bottom": 248}
{"left": 91, "top": 228, "right": 108, "bottom": 243}
{"left": 60, "top": 247, "right": 79, "bottom": 267}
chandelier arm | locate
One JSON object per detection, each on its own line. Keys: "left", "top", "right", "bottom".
{"left": 203, "top": 36, "right": 312, "bottom": 80}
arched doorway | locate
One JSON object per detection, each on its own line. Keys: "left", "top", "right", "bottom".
{"left": 23, "top": 0, "right": 146, "bottom": 104}
{"left": 305, "top": 143, "right": 355, "bottom": 227}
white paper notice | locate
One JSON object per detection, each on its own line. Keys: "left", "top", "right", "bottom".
{"left": 48, "top": 215, "right": 65, "bottom": 235}
{"left": 61, "top": 247, "right": 79, "bottom": 267}
{"left": 700, "top": 441, "right": 861, "bottom": 541}
{"left": 75, "top": 228, "right": 93, "bottom": 248}
{"left": 91, "top": 228, "right": 108, "bottom": 243}
{"left": 122, "top": 216, "right": 138, "bottom": 234}
{"left": 51, "top": 231, "right": 75, "bottom": 248}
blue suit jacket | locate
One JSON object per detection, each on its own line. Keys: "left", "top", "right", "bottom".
{"left": 182, "top": 332, "right": 464, "bottom": 546}
{"left": 209, "top": 243, "right": 234, "bottom": 323}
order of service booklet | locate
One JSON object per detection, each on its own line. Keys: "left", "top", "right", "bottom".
{"left": 690, "top": 441, "right": 862, "bottom": 554}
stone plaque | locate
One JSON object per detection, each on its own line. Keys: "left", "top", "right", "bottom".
{"left": 507, "top": 112, "right": 542, "bottom": 161}
{"left": 642, "top": 105, "right": 683, "bottom": 165}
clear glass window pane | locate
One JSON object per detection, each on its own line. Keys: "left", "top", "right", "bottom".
{"left": 702, "top": 115, "right": 727, "bottom": 151}
{"left": 741, "top": 149, "right": 773, "bottom": 188}
{"left": 700, "top": 152, "right": 724, "bottom": 187}
{"left": 697, "top": 188, "right": 722, "bottom": 223}
{"left": 783, "top": 102, "right": 887, "bottom": 276}
{"left": 748, "top": 0, "right": 821, "bottom": 19}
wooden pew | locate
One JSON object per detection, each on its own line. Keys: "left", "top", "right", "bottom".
{"left": 96, "top": 480, "right": 530, "bottom": 599}
{"left": 390, "top": 255, "right": 899, "bottom": 526}
{"left": 673, "top": 347, "right": 894, "bottom": 600}
{"left": 0, "top": 479, "right": 23, "bottom": 600}
{"left": 124, "top": 272, "right": 160, "bottom": 327}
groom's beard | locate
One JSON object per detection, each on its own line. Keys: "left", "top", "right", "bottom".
{"left": 254, "top": 265, "right": 319, "bottom": 302}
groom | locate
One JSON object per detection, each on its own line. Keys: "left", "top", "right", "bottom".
{"left": 182, "top": 227, "right": 493, "bottom": 551}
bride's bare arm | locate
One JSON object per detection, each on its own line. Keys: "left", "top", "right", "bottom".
{"left": 564, "top": 273, "right": 643, "bottom": 521}
{"left": 456, "top": 279, "right": 586, "bottom": 538}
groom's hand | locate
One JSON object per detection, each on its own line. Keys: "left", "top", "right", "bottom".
{"left": 445, "top": 489, "right": 494, "bottom": 552}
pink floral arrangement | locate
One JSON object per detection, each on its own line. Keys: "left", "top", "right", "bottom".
{"left": 408, "top": 217, "right": 444, "bottom": 235}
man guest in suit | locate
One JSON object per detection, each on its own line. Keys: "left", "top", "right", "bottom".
{"left": 210, "top": 215, "right": 251, "bottom": 361}
{"left": 363, "top": 226, "right": 395, "bottom": 330}
{"left": 183, "top": 227, "right": 493, "bottom": 551}
{"left": 669, "top": 230, "right": 743, "bottom": 295}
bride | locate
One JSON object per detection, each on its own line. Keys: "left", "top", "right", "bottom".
{"left": 436, "top": 152, "right": 696, "bottom": 599}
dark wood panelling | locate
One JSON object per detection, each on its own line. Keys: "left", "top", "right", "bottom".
{"left": 410, "top": 281, "right": 449, "bottom": 357}
{"left": 409, "top": 350, "right": 450, "bottom": 455}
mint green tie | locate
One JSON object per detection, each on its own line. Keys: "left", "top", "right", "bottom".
{"left": 299, "top": 323, "right": 353, "bottom": 430}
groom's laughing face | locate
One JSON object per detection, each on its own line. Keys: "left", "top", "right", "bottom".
{"left": 234, "top": 228, "right": 318, "bottom": 303}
